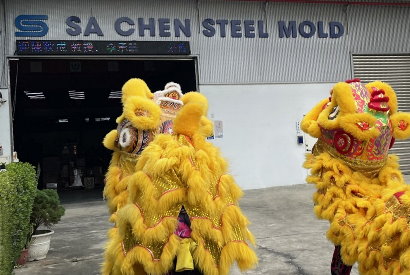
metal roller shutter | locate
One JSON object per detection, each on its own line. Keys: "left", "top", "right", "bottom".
{"left": 352, "top": 54, "right": 410, "bottom": 174}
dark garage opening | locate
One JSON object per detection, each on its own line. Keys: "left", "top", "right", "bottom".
{"left": 10, "top": 58, "right": 197, "bottom": 198}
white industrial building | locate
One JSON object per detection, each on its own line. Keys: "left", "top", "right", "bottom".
{"left": 0, "top": 0, "right": 409, "bottom": 190}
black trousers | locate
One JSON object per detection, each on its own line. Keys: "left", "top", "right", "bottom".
{"left": 331, "top": 245, "right": 352, "bottom": 275}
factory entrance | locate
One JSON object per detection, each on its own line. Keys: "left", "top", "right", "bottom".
{"left": 9, "top": 57, "right": 197, "bottom": 200}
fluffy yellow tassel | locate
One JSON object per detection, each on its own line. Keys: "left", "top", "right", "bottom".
{"left": 219, "top": 241, "right": 258, "bottom": 275}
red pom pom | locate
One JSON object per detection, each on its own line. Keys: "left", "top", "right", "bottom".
{"left": 345, "top": 78, "right": 361, "bottom": 84}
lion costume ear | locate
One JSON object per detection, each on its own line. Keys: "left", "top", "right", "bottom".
{"left": 121, "top": 78, "right": 153, "bottom": 104}
{"left": 316, "top": 82, "right": 358, "bottom": 131}
{"left": 123, "top": 96, "right": 161, "bottom": 130}
{"left": 301, "top": 98, "right": 329, "bottom": 138}
{"left": 173, "top": 92, "right": 207, "bottom": 137}
{"left": 116, "top": 79, "right": 161, "bottom": 130}
{"left": 390, "top": 112, "right": 410, "bottom": 139}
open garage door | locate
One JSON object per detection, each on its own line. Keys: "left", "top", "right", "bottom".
{"left": 9, "top": 58, "right": 197, "bottom": 192}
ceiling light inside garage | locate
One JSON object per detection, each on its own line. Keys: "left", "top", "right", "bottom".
{"left": 95, "top": 117, "right": 110, "bottom": 122}
{"left": 108, "top": 91, "right": 122, "bottom": 99}
{"left": 69, "top": 90, "right": 85, "bottom": 100}
{"left": 24, "top": 91, "right": 45, "bottom": 100}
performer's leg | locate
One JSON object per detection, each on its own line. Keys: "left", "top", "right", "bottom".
{"left": 331, "top": 246, "right": 352, "bottom": 275}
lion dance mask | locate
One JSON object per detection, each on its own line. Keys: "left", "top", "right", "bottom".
{"left": 102, "top": 79, "right": 257, "bottom": 275}
{"left": 302, "top": 79, "right": 410, "bottom": 274}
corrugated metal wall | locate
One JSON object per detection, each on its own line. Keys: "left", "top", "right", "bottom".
{"left": 0, "top": 0, "right": 6, "bottom": 88}
{"left": 3, "top": 0, "right": 353, "bottom": 85}
{"left": 349, "top": 5, "right": 410, "bottom": 53}
{"left": 2, "top": 0, "right": 410, "bottom": 86}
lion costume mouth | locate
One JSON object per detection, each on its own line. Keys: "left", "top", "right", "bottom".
{"left": 368, "top": 87, "right": 390, "bottom": 112}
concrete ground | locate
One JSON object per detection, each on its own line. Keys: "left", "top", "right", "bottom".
{"left": 15, "top": 177, "right": 410, "bottom": 275}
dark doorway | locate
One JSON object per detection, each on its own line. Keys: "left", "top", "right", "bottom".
{"left": 10, "top": 58, "right": 197, "bottom": 193}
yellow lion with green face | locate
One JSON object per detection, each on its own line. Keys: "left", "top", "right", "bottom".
{"left": 102, "top": 79, "right": 257, "bottom": 275}
{"left": 302, "top": 79, "right": 410, "bottom": 274}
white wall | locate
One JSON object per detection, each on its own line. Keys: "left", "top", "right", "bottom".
{"left": 0, "top": 89, "right": 12, "bottom": 163}
{"left": 201, "top": 83, "right": 333, "bottom": 190}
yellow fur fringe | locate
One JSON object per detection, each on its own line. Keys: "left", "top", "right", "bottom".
{"left": 338, "top": 113, "right": 380, "bottom": 140}
{"left": 305, "top": 152, "right": 410, "bottom": 274}
{"left": 102, "top": 90, "right": 257, "bottom": 275}
{"left": 199, "top": 117, "right": 214, "bottom": 138}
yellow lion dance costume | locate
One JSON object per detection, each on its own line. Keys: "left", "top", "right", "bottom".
{"left": 302, "top": 79, "right": 410, "bottom": 275}
{"left": 102, "top": 79, "right": 257, "bottom": 275}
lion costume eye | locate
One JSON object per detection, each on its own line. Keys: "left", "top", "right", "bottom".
{"left": 119, "top": 128, "right": 133, "bottom": 148}
{"left": 328, "top": 106, "right": 340, "bottom": 120}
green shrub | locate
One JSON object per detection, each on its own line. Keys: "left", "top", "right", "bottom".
{"left": 0, "top": 171, "right": 15, "bottom": 274}
{"left": 0, "top": 162, "right": 37, "bottom": 274}
{"left": 30, "top": 189, "right": 65, "bottom": 235}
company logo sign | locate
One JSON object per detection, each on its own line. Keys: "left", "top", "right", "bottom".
{"left": 14, "top": 15, "right": 345, "bottom": 39}
{"left": 15, "top": 15, "right": 49, "bottom": 37}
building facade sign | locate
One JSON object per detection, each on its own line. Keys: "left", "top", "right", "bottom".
{"left": 15, "top": 15, "right": 344, "bottom": 39}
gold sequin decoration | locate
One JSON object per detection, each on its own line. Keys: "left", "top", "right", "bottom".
{"left": 153, "top": 168, "right": 185, "bottom": 195}
{"left": 203, "top": 238, "right": 222, "bottom": 265}
{"left": 123, "top": 223, "right": 171, "bottom": 260}
{"left": 123, "top": 224, "right": 141, "bottom": 253}
{"left": 231, "top": 225, "right": 245, "bottom": 241}
{"left": 133, "top": 166, "right": 185, "bottom": 227}
{"left": 223, "top": 192, "right": 234, "bottom": 205}
{"left": 386, "top": 196, "right": 410, "bottom": 224}
{"left": 118, "top": 152, "right": 139, "bottom": 175}
{"left": 185, "top": 205, "right": 222, "bottom": 228}
{"left": 141, "top": 204, "right": 181, "bottom": 228}
{"left": 207, "top": 175, "right": 220, "bottom": 199}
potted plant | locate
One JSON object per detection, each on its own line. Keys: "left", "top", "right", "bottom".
{"left": 28, "top": 189, "right": 65, "bottom": 261}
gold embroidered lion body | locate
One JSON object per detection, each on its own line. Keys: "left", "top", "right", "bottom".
{"left": 102, "top": 79, "right": 257, "bottom": 275}
{"left": 302, "top": 80, "right": 410, "bottom": 274}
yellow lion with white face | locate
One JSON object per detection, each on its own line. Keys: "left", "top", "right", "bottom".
{"left": 302, "top": 79, "right": 410, "bottom": 274}
{"left": 102, "top": 79, "right": 257, "bottom": 275}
